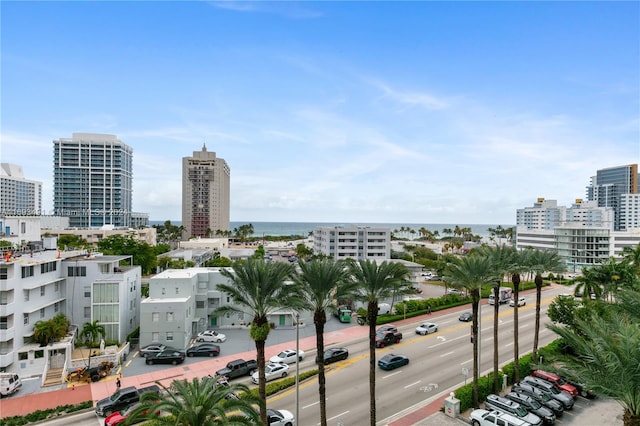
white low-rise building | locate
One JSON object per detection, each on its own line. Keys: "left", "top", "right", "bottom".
{"left": 313, "top": 225, "right": 391, "bottom": 260}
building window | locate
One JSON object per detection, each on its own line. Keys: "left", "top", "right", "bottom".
{"left": 152, "top": 332, "right": 159, "bottom": 341}
{"left": 227, "top": 296, "right": 230, "bottom": 303}
{"left": 40, "top": 287, "right": 45, "bottom": 297}
{"left": 84, "top": 307, "right": 90, "bottom": 317}
{"left": 24, "top": 290, "right": 29, "bottom": 302}
{"left": 54, "top": 282, "right": 59, "bottom": 292}
{"left": 40, "top": 308, "right": 45, "bottom": 318}
{"left": 167, "top": 312, "right": 174, "bottom": 322}
{"left": 0, "top": 267, "right": 7, "bottom": 280}
{"left": 41, "top": 262, "right": 57, "bottom": 274}
{"left": 99, "top": 264, "right": 110, "bottom": 273}
{"left": 196, "top": 301, "right": 205, "bottom": 309}
{"left": 23, "top": 313, "right": 29, "bottom": 325}
{"left": 84, "top": 287, "right": 91, "bottom": 298}
{"left": 0, "top": 317, "right": 7, "bottom": 330}
{"left": 21, "top": 266, "right": 34, "bottom": 278}
{"left": 175, "top": 287, "right": 179, "bottom": 294}
{"left": 152, "top": 312, "right": 160, "bottom": 322}
{"left": 54, "top": 302, "right": 59, "bottom": 313}
{"left": 161, "top": 288, "right": 166, "bottom": 295}
{"left": 166, "top": 332, "right": 173, "bottom": 341}
{"left": 68, "top": 266, "right": 86, "bottom": 277}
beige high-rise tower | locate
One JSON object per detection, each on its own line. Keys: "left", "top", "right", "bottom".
{"left": 181, "top": 144, "right": 230, "bottom": 238}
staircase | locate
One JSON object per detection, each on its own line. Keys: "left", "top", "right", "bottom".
{"left": 43, "top": 368, "right": 64, "bottom": 387}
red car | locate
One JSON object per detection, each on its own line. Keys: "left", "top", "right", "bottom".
{"left": 532, "top": 370, "right": 578, "bottom": 398}
{"left": 104, "top": 402, "right": 157, "bottom": 426}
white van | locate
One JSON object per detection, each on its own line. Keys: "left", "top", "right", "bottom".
{"left": 0, "top": 373, "right": 22, "bottom": 397}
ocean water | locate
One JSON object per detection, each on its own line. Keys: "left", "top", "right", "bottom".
{"left": 150, "top": 221, "right": 513, "bottom": 238}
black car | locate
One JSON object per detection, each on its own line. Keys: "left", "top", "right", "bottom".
{"left": 145, "top": 349, "right": 186, "bottom": 365}
{"left": 186, "top": 343, "right": 220, "bottom": 357}
{"left": 316, "top": 347, "right": 349, "bottom": 365}
{"left": 459, "top": 312, "right": 472, "bottom": 322}
{"left": 138, "top": 343, "right": 176, "bottom": 358}
{"left": 512, "top": 382, "right": 564, "bottom": 417}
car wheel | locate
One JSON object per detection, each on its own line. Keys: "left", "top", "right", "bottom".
{"left": 285, "top": 423, "right": 292, "bottom": 426}
{"left": 472, "top": 421, "right": 481, "bottom": 426}
{"left": 147, "top": 360, "right": 153, "bottom": 365}
{"left": 209, "top": 352, "right": 215, "bottom": 357}
{"left": 299, "top": 356, "right": 303, "bottom": 361}
{"left": 188, "top": 353, "right": 194, "bottom": 357}
{"left": 282, "top": 372, "right": 288, "bottom": 378}
{"left": 197, "top": 338, "right": 203, "bottom": 342}
{"left": 379, "top": 343, "right": 384, "bottom": 348}
{"left": 172, "top": 360, "right": 178, "bottom": 365}
{"left": 396, "top": 338, "right": 401, "bottom": 343}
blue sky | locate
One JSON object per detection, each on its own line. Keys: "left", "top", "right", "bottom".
{"left": 2, "top": 1, "right": 638, "bottom": 224}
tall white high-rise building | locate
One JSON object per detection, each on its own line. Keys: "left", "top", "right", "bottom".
{"left": 0, "top": 163, "right": 42, "bottom": 216}
{"left": 53, "top": 133, "right": 133, "bottom": 228}
{"left": 181, "top": 144, "right": 230, "bottom": 238}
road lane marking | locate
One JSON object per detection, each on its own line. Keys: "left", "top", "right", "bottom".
{"left": 383, "top": 370, "right": 403, "bottom": 379}
{"left": 460, "top": 359, "right": 472, "bottom": 365}
{"left": 404, "top": 380, "right": 421, "bottom": 389}
{"left": 303, "top": 400, "right": 320, "bottom": 409}
{"left": 439, "top": 351, "right": 454, "bottom": 358}
{"left": 324, "top": 411, "right": 350, "bottom": 424}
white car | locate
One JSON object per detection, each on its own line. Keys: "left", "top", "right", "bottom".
{"left": 509, "top": 296, "right": 526, "bottom": 307}
{"left": 270, "top": 349, "right": 305, "bottom": 364}
{"left": 196, "top": 330, "right": 226, "bottom": 343}
{"left": 469, "top": 409, "right": 531, "bottom": 426}
{"left": 251, "top": 362, "right": 289, "bottom": 384}
{"left": 267, "top": 408, "right": 296, "bottom": 426}
{"left": 415, "top": 322, "right": 438, "bottom": 335}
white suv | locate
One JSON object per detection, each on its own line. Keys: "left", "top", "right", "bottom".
{"left": 509, "top": 297, "right": 526, "bottom": 307}
{"left": 470, "top": 409, "right": 533, "bottom": 426}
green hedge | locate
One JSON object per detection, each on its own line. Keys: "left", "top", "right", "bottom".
{"left": 0, "top": 401, "right": 93, "bottom": 426}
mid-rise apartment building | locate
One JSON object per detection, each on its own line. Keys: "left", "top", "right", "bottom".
{"left": 0, "top": 245, "right": 140, "bottom": 376}
{"left": 0, "top": 163, "right": 42, "bottom": 217}
{"left": 515, "top": 197, "right": 639, "bottom": 271}
{"left": 181, "top": 145, "right": 230, "bottom": 239}
{"left": 619, "top": 193, "right": 640, "bottom": 231}
{"left": 140, "top": 268, "right": 302, "bottom": 349}
{"left": 586, "top": 164, "right": 638, "bottom": 231}
{"left": 53, "top": 133, "right": 133, "bottom": 228}
{"left": 313, "top": 225, "right": 391, "bottom": 260}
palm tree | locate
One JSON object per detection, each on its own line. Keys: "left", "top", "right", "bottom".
{"left": 621, "top": 244, "right": 640, "bottom": 273}
{"left": 477, "top": 245, "right": 513, "bottom": 393}
{"left": 548, "top": 314, "right": 640, "bottom": 426}
{"left": 348, "top": 259, "right": 411, "bottom": 426}
{"left": 215, "top": 259, "right": 303, "bottom": 425}
{"left": 444, "top": 254, "right": 498, "bottom": 408}
{"left": 81, "top": 320, "right": 106, "bottom": 346}
{"left": 507, "top": 248, "right": 530, "bottom": 383}
{"left": 295, "top": 259, "right": 352, "bottom": 426}
{"left": 528, "top": 249, "right": 564, "bottom": 363}
{"left": 33, "top": 320, "right": 58, "bottom": 346}
{"left": 125, "top": 376, "right": 263, "bottom": 425}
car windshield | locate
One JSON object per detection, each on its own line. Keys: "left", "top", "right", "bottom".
{"left": 514, "top": 406, "right": 528, "bottom": 416}
{"left": 539, "top": 392, "right": 551, "bottom": 402}
{"left": 556, "top": 377, "right": 567, "bottom": 385}
{"left": 530, "top": 399, "right": 542, "bottom": 409}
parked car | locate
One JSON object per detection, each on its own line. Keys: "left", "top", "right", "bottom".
{"left": 459, "top": 312, "right": 472, "bottom": 322}
{"left": 251, "top": 362, "right": 289, "bottom": 384}
{"left": 186, "top": 343, "right": 220, "bottom": 357}
{"left": 484, "top": 394, "right": 542, "bottom": 426}
{"left": 270, "top": 349, "right": 304, "bottom": 364}
{"left": 509, "top": 296, "right": 526, "bottom": 307}
{"left": 506, "top": 391, "right": 556, "bottom": 424}
{"left": 522, "top": 376, "right": 574, "bottom": 409}
{"left": 196, "top": 330, "right": 226, "bottom": 343}
{"left": 469, "top": 409, "right": 532, "bottom": 426}
{"left": 378, "top": 353, "right": 409, "bottom": 371}
{"left": 145, "top": 349, "right": 186, "bottom": 365}
{"left": 267, "top": 408, "right": 295, "bottom": 426}
{"left": 512, "top": 382, "right": 564, "bottom": 417}
{"left": 138, "top": 343, "right": 173, "bottom": 358}
{"left": 316, "top": 347, "right": 349, "bottom": 365}
{"left": 531, "top": 370, "right": 578, "bottom": 398}
{"left": 557, "top": 373, "right": 596, "bottom": 398}
{"left": 446, "top": 288, "right": 465, "bottom": 296}
{"left": 104, "top": 402, "right": 159, "bottom": 426}
{"left": 415, "top": 322, "right": 438, "bottom": 335}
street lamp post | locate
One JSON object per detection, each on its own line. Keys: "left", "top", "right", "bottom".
{"left": 86, "top": 332, "right": 91, "bottom": 369}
